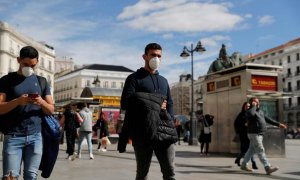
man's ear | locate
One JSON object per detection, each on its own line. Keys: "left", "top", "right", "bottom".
{"left": 142, "top": 54, "right": 147, "bottom": 60}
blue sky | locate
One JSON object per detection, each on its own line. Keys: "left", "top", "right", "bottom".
{"left": 0, "top": 0, "right": 299, "bottom": 84}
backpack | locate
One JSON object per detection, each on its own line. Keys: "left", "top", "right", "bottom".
{"left": 0, "top": 73, "right": 47, "bottom": 134}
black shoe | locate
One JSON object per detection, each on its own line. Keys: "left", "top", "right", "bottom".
{"left": 252, "top": 162, "right": 258, "bottom": 169}
{"left": 235, "top": 159, "right": 240, "bottom": 166}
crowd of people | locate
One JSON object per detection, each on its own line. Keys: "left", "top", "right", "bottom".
{"left": 0, "top": 44, "right": 289, "bottom": 180}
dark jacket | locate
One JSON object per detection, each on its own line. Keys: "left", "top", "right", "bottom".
{"left": 39, "top": 127, "right": 60, "bottom": 178}
{"left": 234, "top": 111, "right": 247, "bottom": 135}
{"left": 246, "top": 106, "right": 280, "bottom": 134}
{"left": 118, "top": 92, "right": 176, "bottom": 152}
{"left": 94, "top": 118, "right": 109, "bottom": 139}
{"left": 120, "top": 68, "right": 174, "bottom": 115}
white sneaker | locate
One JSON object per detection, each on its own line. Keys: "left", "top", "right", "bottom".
{"left": 71, "top": 154, "right": 76, "bottom": 161}
{"left": 90, "top": 153, "right": 94, "bottom": 159}
{"left": 77, "top": 154, "right": 81, "bottom": 159}
{"left": 102, "top": 148, "right": 107, "bottom": 152}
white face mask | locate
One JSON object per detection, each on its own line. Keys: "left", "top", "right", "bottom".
{"left": 21, "top": 66, "right": 34, "bottom": 77}
{"left": 149, "top": 57, "right": 160, "bottom": 70}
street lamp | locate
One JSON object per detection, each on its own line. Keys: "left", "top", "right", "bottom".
{"left": 180, "top": 41, "right": 206, "bottom": 145}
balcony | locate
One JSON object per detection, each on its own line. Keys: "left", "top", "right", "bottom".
{"left": 283, "top": 87, "right": 293, "bottom": 92}
{"left": 284, "top": 103, "right": 300, "bottom": 110}
{"left": 286, "top": 73, "right": 293, "bottom": 78}
{"left": 295, "top": 71, "right": 300, "bottom": 76}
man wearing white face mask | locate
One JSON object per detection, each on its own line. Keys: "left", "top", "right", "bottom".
{"left": 118, "top": 43, "right": 176, "bottom": 180}
{"left": 0, "top": 46, "right": 54, "bottom": 180}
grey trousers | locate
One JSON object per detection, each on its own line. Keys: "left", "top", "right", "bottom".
{"left": 134, "top": 143, "right": 175, "bottom": 180}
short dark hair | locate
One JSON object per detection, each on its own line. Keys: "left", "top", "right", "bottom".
{"left": 77, "top": 102, "right": 87, "bottom": 110}
{"left": 249, "top": 97, "right": 258, "bottom": 104}
{"left": 20, "top": 46, "right": 39, "bottom": 59}
{"left": 144, "top": 43, "right": 162, "bottom": 55}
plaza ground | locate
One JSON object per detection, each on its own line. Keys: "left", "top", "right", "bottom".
{"left": 0, "top": 139, "right": 299, "bottom": 180}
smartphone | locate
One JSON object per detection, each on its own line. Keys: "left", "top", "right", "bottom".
{"left": 28, "top": 93, "right": 39, "bottom": 98}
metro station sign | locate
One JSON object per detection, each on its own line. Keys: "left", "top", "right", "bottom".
{"left": 251, "top": 75, "right": 277, "bottom": 91}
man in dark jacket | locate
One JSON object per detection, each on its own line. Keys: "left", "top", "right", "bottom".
{"left": 118, "top": 43, "right": 175, "bottom": 180}
{"left": 240, "top": 97, "right": 286, "bottom": 175}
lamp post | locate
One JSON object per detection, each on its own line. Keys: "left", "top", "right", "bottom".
{"left": 180, "top": 41, "right": 205, "bottom": 145}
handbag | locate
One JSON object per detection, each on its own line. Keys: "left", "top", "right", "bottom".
{"left": 203, "top": 126, "right": 210, "bottom": 134}
{"left": 203, "top": 116, "right": 211, "bottom": 134}
{"left": 42, "top": 115, "right": 61, "bottom": 139}
{"left": 101, "top": 136, "right": 111, "bottom": 146}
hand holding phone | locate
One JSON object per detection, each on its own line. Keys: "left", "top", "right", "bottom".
{"left": 28, "top": 93, "right": 39, "bottom": 99}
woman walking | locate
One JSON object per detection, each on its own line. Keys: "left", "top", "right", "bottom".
{"left": 234, "top": 102, "right": 258, "bottom": 169}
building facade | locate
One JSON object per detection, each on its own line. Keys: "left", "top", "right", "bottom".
{"left": 55, "top": 56, "right": 75, "bottom": 73}
{"left": 247, "top": 37, "right": 300, "bottom": 132}
{"left": 0, "top": 21, "right": 55, "bottom": 88}
{"left": 54, "top": 64, "right": 133, "bottom": 106}
{"left": 170, "top": 74, "right": 192, "bottom": 116}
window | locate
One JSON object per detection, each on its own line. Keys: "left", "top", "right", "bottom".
{"left": 48, "top": 61, "right": 52, "bottom": 71}
{"left": 86, "top": 80, "right": 90, "bottom": 87}
{"left": 288, "top": 82, "right": 292, "bottom": 91}
{"left": 288, "top": 98, "right": 292, "bottom": 107}
{"left": 47, "top": 75, "right": 51, "bottom": 86}
{"left": 297, "top": 80, "right": 300, "bottom": 90}
{"left": 271, "top": 61, "right": 274, "bottom": 65}
{"left": 111, "top": 82, "right": 116, "bottom": 88}
{"left": 287, "top": 55, "right": 291, "bottom": 63}
{"left": 279, "top": 59, "right": 282, "bottom": 66}
{"left": 297, "top": 97, "right": 300, "bottom": 105}
{"left": 120, "top": 82, "right": 124, "bottom": 88}
{"left": 297, "top": 53, "right": 300, "bottom": 61}
{"left": 287, "top": 68, "right": 291, "bottom": 76}
{"left": 40, "top": 57, "right": 44, "bottom": 67}
{"left": 104, "top": 81, "right": 108, "bottom": 88}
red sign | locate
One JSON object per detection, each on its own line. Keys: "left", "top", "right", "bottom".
{"left": 251, "top": 75, "right": 277, "bottom": 91}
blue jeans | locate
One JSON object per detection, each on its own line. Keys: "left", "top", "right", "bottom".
{"left": 77, "top": 131, "right": 93, "bottom": 155}
{"left": 242, "top": 134, "right": 270, "bottom": 168}
{"left": 134, "top": 144, "right": 175, "bottom": 180}
{"left": 2, "top": 133, "right": 43, "bottom": 180}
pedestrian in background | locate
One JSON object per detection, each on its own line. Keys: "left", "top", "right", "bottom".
{"left": 183, "top": 120, "right": 190, "bottom": 143}
{"left": 198, "top": 114, "right": 214, "bottom": 156}
{"left": 77, "top": 103, "right": 94, "bottom": 159}
{"left": 234, "top": 102, "right": 258, "bottom": 169}
{"left": 94, "top": 111, "right": 109, "bottom": 152}
{"left": 60, "top": 105, "right": 83, "bottom": 160}
{"left": 175, "top": 118, "right": 183, "bottom": 145}
{"left": 240, "top": 97, "right": 287, "bottom": 175}
{"left": 116, "top": 113, "right": 124, "bottom": 137}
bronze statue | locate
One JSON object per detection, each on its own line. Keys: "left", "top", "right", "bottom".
{"left": 207, "top": 44, "right": 240, "bottom": 74}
